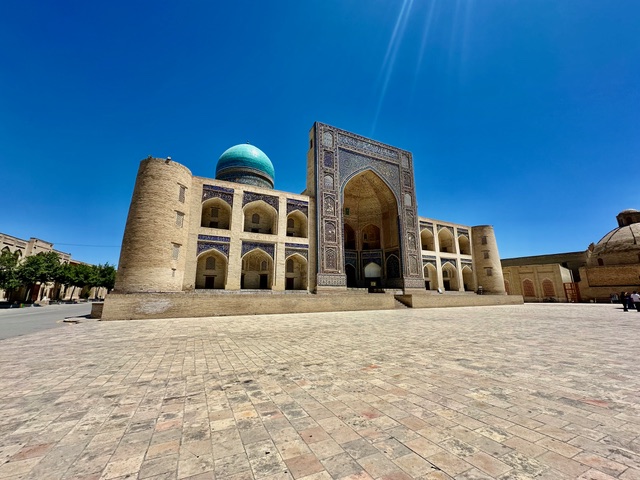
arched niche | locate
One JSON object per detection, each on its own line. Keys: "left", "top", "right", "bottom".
{"left": 438, "top": 228, "right": 455, "bottom": 253}
{"left": 458, "top": 235, "right": 471, "bottom": 255}
{"left": 342, "top": 169, "right": 399, "bottom": 288}
{"left": 462, "top": 265, "right": 475, "bottom": 292}
{"left": 286, "top": 210, "right": 308, "bottom": 238}
{"left": 201, "top": 198, "right": 231, "bottom": 229}
{"left": 241, "top": 249, "right": 273, "bottom": 289}
{"left": 442, "top": 262, "right": 459, "bottom": 291}
{"left": 243, "top": 201, "right": 277, "bottom": 235}
{"left": 285, "top": 253, "right": 308, "bottom": 290}
{"left": 195, "top": 250, "right": 227, "bottom": 289}
{"left": 421, "top": 229, "right": 435, "bottom": 251}
{"left": 423, "top": 263, "right": 438, "bottom": 290}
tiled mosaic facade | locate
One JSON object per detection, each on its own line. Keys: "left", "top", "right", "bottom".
{"left": 111, "top": 122, "right": 507, "bottom": 301}
{"left": 313, "top": 123, "right": 423, "bottom": 290}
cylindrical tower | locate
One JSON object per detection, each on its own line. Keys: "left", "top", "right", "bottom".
{"left": 471, "top": 225, "right": 506, "bottom": 294}
{"left": 114, "top": 157, "right": 193, "bottom": 292}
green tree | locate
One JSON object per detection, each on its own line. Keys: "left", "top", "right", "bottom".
{"left": 16, "top": 252, "right": 61, "bottom": 302}
{"left": 0, "top": 249, "right": 21, "bottom": 302}
{"left": 95, "top": 263, "right": 116, "bottom": 293}
{"left": 71, "top": 263, "right": 97, "bottom": 299}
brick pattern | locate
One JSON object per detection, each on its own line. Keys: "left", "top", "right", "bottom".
{"left": 2, "top": 303, "right": 639, "bottom": 479}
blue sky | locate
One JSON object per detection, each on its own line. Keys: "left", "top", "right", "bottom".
{"left": 1, "top": 0, "right": 639, "bottom": 266}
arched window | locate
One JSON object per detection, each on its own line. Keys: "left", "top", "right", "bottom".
{"left": 286, "top": 259, "right": 294, "bottom": 273}
{"left": 252, "top": 213, "right": 260, "bottom": 224}
{"left": 597, "top": 258, "right": 604, "bottom": 266}
{"left": 523, "top": 279, "right": 535, "bottom": 297}
{"left": 542, "top": 279, "right": 555, "bottom": 297}
{"left": 260, "top": 260, "right": 267, "bottom": 271}
{"left": 287, "top": 218, "right": 294, "bottom": 229}
{"left": 205, "top": 257, "right": 215, "bottom": 270}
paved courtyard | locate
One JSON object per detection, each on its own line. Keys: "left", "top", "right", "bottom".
{"left": 0, "top": 303, "right": 639, "bottom": 480}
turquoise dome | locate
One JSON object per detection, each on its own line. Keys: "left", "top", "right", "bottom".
{"left": 215, "top": 144, "right": 275, "bottom": 189}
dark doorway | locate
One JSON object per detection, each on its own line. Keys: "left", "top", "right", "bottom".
{"left": 259, "top": 274, "right": 268, "bottom": 289}
{"left": 286, "top": 278, "right": 294, "bottom": 290}
{"left": 425, "top": 281, "right": 430, "bottom": 290}
{"left": 205, "top": 276, "right": 215, "bottom": 289}
{"left": 346, "top": 265, "right": 357, "bottom": 287}
{"left": 443, "top": 280, "right": 451, "bottom": 291}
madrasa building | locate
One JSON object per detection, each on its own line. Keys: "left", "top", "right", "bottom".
{"left": 101, "top": 123, "right": 522, "bottom": 320}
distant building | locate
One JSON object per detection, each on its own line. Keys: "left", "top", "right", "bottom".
{"left": 0, "top": 233, "right": 106, "bottom": 303}
{"left": 501, "top": 209, "right": 640, "bottom": 302}
{"left": 103, "top": 123, "right": 522, "bottom": 320}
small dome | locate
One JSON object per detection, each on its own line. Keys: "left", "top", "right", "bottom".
{"left": 215, "top": 144, "right": 275, "bottom": 189}
{"left": 589, "top": 222, "right": 640, "bottom": 267}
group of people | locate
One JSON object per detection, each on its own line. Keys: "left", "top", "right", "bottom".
{"left": 620, "top": 291, "right": 640, "bottom": 311}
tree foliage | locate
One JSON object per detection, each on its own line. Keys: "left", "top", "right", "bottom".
{"left": 1, "top": 251, "right": 117, "bottom": 302}
{"left": 0, "top": 250, "right": 21, "bottom": 300}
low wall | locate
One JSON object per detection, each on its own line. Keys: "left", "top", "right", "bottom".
{"left": 101, "top": 290, "right": 525, "bottom": 320}
{"left": 90, "top": 302, "right": 104, "bottom": 318}
{"left": 101, "top": 291, "right": 397, "bottom": 320}
{"left": 397, "top": 293, "right": 524, "bottom": 308}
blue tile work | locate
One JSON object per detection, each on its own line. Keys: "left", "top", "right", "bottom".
{"left": 338, "top": 149, "right": 401, "bottom": 196}
{"left": 242, "top": 241, "right": 275, "bottom": 259}
{"left": 202, "top": 184, "right": 234, "bottom": 205}
{"left": 461, "top": 259, "right": 473, "bottom": 269}
{"left": 345, "top": 251, "right": 358, "bottom": 267}
{"left": 438, "top": 225, "right": 455, "bottom": 235}
{"left": 286, "top": 199, "right": 309, "bottom": 216}
{"left": 441, "top": 258, "right": 458, "bottom": 268}
{"left": 242, "top": 191, "right": 279, "bottom": 212}
{"left": 314, "top": 122, "right": 423, "bottom": 289}
{"left": 423, "top": 259, "right": 437, "bottom": 267}
{"left": 285, "top": 243, "right": 308, "bottom": 249}
{"left": 198, "top": 235, "right": 231, "bottom": 242}
{"left": 285, "top": 247, "right": 308, "bottom": 260}
{"left": 361, "top": 250, "right": 383, "bottom": 266}
{"left": 324, "top": 151, "right": 334, "bottom": 168}
{"left": 338, "top": 133, "right": 399, "bottom": 160}
{"left": 197, "top": 241, "right": 230, "bottom": 257}
{"left": 458, "top": 228, "right": 469, "bottom": 236}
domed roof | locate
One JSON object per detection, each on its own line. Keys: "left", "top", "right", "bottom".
{"left": 215, "top": 144, "right": 275, "bottom": 189}
{"left": 589, "top": 214, "right": 640, "bottom": 267}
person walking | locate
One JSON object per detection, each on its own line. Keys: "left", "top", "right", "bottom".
{"left": 631, "top": 291, "right": 640, "bottom": 312}
{"left": 620, "top": 292, "right": 629, "bottom": 311}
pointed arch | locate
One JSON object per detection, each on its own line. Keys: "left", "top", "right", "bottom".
{"left": 243, "top": 200, "right": 277, "bottom": 234}
{"left": 542, "top": 278, "right": 556, "bottom": 298}
{"left": 458, "top": 234, "right": 471, "bottom": 255}
{"left": 522, "top": 279, "right": 535, "bottom": 297}
{"left": 462, "top": 265, "right": 475, "bottom": 292}
{"left": 241, "top": 248, "right": 273, "bottom": 289}
{"left": 284, "top": 252, "right": 308, "bottom": 290}
{"left": 438, "top": 228, "right": 455, "bottom": 253}
{"left": 286, "top": 210, "right": 308, "bottom": 238}
{"left": 201, "top": 197, "right": 231, "bottom": 229}
{"left": 421, "top": 229, "right": 435, "bottom": 251}
{"left": 441, "top": 262, "right": 459, "bottom": 291}
{"left": 195, "top": 249, "right": 227, "bottom": 289}
{"left": 423, "top": 263, "right": 438, "bottom": 290}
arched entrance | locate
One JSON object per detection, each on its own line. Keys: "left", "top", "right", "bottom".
{"left": 195, "top": 250, "right": 227, "bottom": 289}
{"left": 342, "top": 170, "right": 400, "bottom": 289}
{"left": 285, "top": 254, "right": 308, "bottom": 290}
{"left": 241, "top": 249, "right": 273, "bottom": 289}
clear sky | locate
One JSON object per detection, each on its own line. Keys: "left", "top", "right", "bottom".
{"left": 1, "top": 0, "right": 639, "bottom": 266}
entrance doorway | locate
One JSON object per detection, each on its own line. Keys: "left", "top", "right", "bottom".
{"left": 204, "top": 276, "right": 215, "bottom": 289}
{"left": 342, "top": 170, "right": 400, "bottom": 289}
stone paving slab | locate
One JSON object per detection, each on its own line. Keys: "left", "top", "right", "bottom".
{"left": 0, "top": 303, "right": 639, "bottom": 479}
